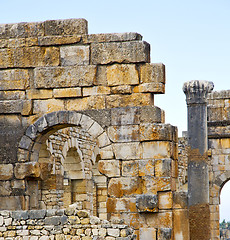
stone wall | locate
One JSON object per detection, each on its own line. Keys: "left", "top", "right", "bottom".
{"left": 0, "top": 208, "right": 136, "bottom": 239}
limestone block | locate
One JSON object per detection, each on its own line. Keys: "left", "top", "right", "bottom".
{"left": 0, "top": 69, "right": 30, "bottom": 90}
{"left": 60, "top": 45, "right": 89, "bottom": 66}
{"left": 0, "top": 21, "right": 44, "bottom": 39}
{"left": 0, "top": 181, "right": 11, "bottom": 195}
{"left": 97, "top": 132, "right": 111, "bottom": 147}
{"left": 14, "top": 162, "right": 41, "bottom": 179}
{"left": 28, "top": 210, "right": 46, "bottom": 219}
{"left": 113, "top": 142, "right": 142, "bottom": 160}
{"left": 122, "top": 161, "right": 138, "bottom": 177}
{"left": 98, "top": 160, "right": 120, "bottom": 177}
{"left": 0, "top": 90, "right": 25, "bottom": 100}
{"left": 142, "top": 141, "right": 172, "bottom": 159}
{"left": 173, "top": 209, "right": 189, "bottom": 240}
{"left": 84, "top": 32, "right": 142, "bottom": 43}
{"left": 79, "top": 114, "right": 95, "bottom": 131}
{"left": 140, "top": 63, "right": 165, "bottom": 84}
{"left": 11, "top": 211, "right": 29, "bottom": 220}
{"left": 139, "top": 228, "right": 157, "bottom": 240}
{"left": 68, "top": 111, "right": 82, "bottom": 125}
{"left": 12, "top": 47, "right": 60, "bottom": 68}
{"left": 33, "top": 99, "right": 65, "bottom": 114}
{"left": 106, "top": 93, "right": 153, "bottom": 108}
{"left": 0, "top": 196, "right": 26, "bottom": 210}
{"left": 0, "top": 100, "right": 31, "bottom": 115}
{"left": 88, "top": 122, "right": 104, "bottom": 138}
{"left": 38, "top": 35, "right": 81, "bottom": 46}
{"left": 107, "top": 228, "right": 120, "bottom": 237}
{"left": 11, "top": 180, "right": 26, "bottom": 189}
{"left": 138, "top": 160, "right": 155, "bottom": 176}
{"left": 142, "top": 176, "right": 171, "bottom": 194}
{"left": 173, "top": 192, "right": 188, "bottom": 209}
{"left": 107, "top": 198, "right": 136, "bottom": 213}
{"left": 26, "top": 89, "right": 52, "bottom": 99}
{"left": 44, "top": 18, "right": 88, "bottom": 36}
{"left": 146, "top": 211, "right": 173, "bottom": 228}
{"left": 140, "top": 123, "right": 177, "bottom": 142}
{"left": 7, "top": 37, "right": 38, "bottom": 48}
{"left": 111, "top": 107, "right": 140, "bottom": 126}
{"left": 155, "top": 159, "right": 171, "bottom": 177}
{"left": 91, "top": 41, "right": 150, "bottom": 65}
{"left": 111, "top": 85, "right": 132, "bottom": 94}
{"left": 158, "top": 228, "right": 172, "bottom": 240}
{"left": 140, "top": 106, "right": 164, "bottom": 123}
{"left": 34, "top": 65, "right": 96, "bottom": 88}
{"left": 0, "top": 49, "right": 13, "bottom": 68}
{"left": 133, "top": 82, "right": 165, "bottom": 94}
{"left": 158, "top": 192, "right": 173, "bottom": 210}
{"left": 99, "top": 145, "right": 114, "bottom": 159}
{"left": 136, "top": 194, "right": 158, "bottom": 212}
{"left": 0, "top": 164, "right": 13, "bottom": 180}
{"left": 106, "top": 64, "right": 139, "bottom": 86}
{"left": 107, "top": 125, "right": 139, "bottom": 142}
{"left": 53, "top": 87, "right": 82, "bottom": 98}
{"left": 83, "top": 86, "right": 110, "bottom": 96}
{"left": 108, "top": 177, "right": 141, "bottom": 197}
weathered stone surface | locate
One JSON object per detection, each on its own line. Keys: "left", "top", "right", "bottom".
{"left": 0, "top": 90, "right": 25, "bottom": 100}
{"left": 111, "top": 107, "right": 140, "bottom": 126}
{"left": 91, "top": 41, "right": 150, "bottom": 65}
{"left": 98, "top": 160, "right": 120, "bottom": 177}
{"left": 26, "top": 89, "right": 52, "bottom": 100}
{"left": 0, "top": 164, "right": 13, "bottom": 180}
{"left": 155, "top": 159, "right": 172, "bottom": 177}
{"left": 133, "top": 82, "right": 165, "bottom": 94}
{"left": 1, "top": 47, "right": 60, "bottom": 68}
{"left": 38, "top": 35, "right": 81, "bottom": 46}
{"left": 33, "top": 99, "right": 65, "bottom": 114}
{"left": 83, "top": 86, "right": 110, "bottom": 97}
{"left": 66, "top": 96, "right": 105, "bottom": 111}
{"left": 139, "top": 228, "right": 157, "bottom": 240}
{"left": 44, "top": 19, "right": 88, "bottom": 36}
{"left": 0, "top": 21, "right": 44, "bottom": 39}
{"left": 122, "top": 161, "right": 138, "bottom": 177}
{"left": 113, "top": 142, "right": 142, "bottom": 160}
{"left": 108, "top": 177, "right": 141, "bottom": 197}
{"left": 142, "top": 141, "right": 172, "bottom": 159}
{"left": 158, "top": 192, "right": 173, "bottom": 209}
{"left": 111, "top": 85, "right": 132, "bottom": 94}
{"left": 106, "top": 93, "right": 153, "bottom": 108}
{"left": 136, "top": 195, "right": 158, "bottom": 212}
{"left": 140, "top": 105, "right": 164, "bottom": 123}
{"left": 14, "top": 162, "right": 41, "bottom": 179}
{"left": 60, "top": 45, "right": 89, "bottom": 66}
{"left": 11, "top": 211, "right": 28, "bottom": 220}
{"left": 106, "top": 64, "right": 139, "bottom": 86}
{"left": 0, "top": 69, "right": 30, "bottom": 90}
{"left": 0, "top": 181, "right": 12, "bottom": 195}
{"left": 28, "top": 210, "right": 46, "bottom": 219}
{"left": 158, "top": 228, "right": 172, "bottom": 240}
{"left": 140, "top": 123, "right": 177, "bottom": 141}
{"left": 107, "top": 125, "right": 139, "bottom": 142}
{"left": 138, "top": 160, "right": 155, "bottom": 176}
{"left": 145, "top": 211, "right": 173, "bottom": 228}
{"left": 0, "top": 196, "right": 26, "bottom": 210}
{"left": 107, "top": 198, "right": 137, "bottom": 213}
{"left": 34, "top": 65, "right": 96, "bottom": 88}
{"left": 173, "top": 210, "right": 189, "bottom": 240}
{"left": 53, "top": 88, "right": 82, "bottom": 98}
{"left": 141, "top": 176, "right": 171, "bottom": 194}
{"left": 84, "top": 32, "right": 142, "bottom": 43}
{"left": 140, "top": 63, "right": 165, "bottom": 84}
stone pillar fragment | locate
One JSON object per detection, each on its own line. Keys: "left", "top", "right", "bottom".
{"left": 183, "top": 80, "right": 214, "bottom": 240}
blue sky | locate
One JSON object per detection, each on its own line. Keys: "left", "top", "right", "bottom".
{"left": 1, "top": 0, "right": 230, "bottom": 220}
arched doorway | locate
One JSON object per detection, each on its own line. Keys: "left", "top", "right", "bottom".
{"left": 17, "top": 111, "right": 113, "bottom": 218}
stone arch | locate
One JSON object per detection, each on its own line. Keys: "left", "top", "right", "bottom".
{"left": 16, "top": 111, "right": 113, "bottom": 215}
{"left": 17, "top": 111, "right": 113, "bottom": 163}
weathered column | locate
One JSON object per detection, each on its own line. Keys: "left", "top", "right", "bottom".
{"left": 183, "top": 80, "right": 214, "bottom": 240}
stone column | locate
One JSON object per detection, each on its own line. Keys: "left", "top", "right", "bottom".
{"left": 183, "top": 80, "right": 214, "bottom": 240}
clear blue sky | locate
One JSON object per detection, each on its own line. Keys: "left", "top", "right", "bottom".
{"left": 1, "top": 0, "right": 230, "bottom": 220}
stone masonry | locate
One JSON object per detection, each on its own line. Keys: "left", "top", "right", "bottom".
{"left": 0, "top": 18, "right": 229, "bottom": 240}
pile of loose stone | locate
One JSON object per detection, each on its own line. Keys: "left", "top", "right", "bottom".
{"left": 0, "top": 208, "right": 136, "bottom": 240}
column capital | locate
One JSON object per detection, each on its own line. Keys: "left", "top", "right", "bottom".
{"left": 183, "top": 80, "right": 214, "bottom": 104}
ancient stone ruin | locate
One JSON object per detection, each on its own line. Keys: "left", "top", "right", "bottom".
{"left": 0, "top": 18, "right": 229, "bottom": 240}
